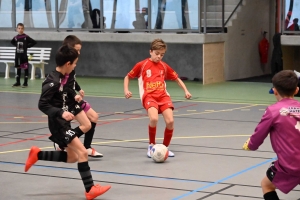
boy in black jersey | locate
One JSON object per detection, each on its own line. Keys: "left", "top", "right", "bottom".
{"left": 53, "top": 35, "right": 103, "bottom": 158}
{"left": 24, "top": 45, "right": 111, "bottom": 199}
{"left": 11, "top": 23, "right": 37, "bottom": 87}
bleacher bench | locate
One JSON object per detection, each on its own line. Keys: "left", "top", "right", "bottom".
{"left": 0, "top": 47, "right": 51, "bottom": 79}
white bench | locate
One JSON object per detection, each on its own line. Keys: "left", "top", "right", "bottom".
{"left": 0, "top": 47, "right": 51, "bottom": 80}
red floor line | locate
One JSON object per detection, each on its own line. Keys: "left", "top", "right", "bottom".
{"left": 0, "top": 134, "right": 51, "bottom": 147}
{"left": 97, "top": 114, "right": 145, "bottom": 126}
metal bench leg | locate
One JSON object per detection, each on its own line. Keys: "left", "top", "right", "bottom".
{"left": 4, "top": 63, "right": 14, "bottom": 79}
{"left": 4, "top": 63, "right": 10, "bottom": 79}
{"left": 40, "top": 63, "right": 45, "bottom": 79}
{"left": 30, "top": 64, "right": 36, "bottom": 80}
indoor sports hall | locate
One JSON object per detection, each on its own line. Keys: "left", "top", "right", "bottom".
{"left": 0, "top": 77, "right": 300, "bottom": 200}
{"left": 1, "top": 0, "right": 300, "bottom": 200}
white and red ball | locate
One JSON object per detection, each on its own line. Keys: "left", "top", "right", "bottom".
{"left": 150, "top": 144, "right": 169, "bottom": 163}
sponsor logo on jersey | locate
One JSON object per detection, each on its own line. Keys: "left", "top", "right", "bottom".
{"left": 146, "top": 81, "right": 164, "bottom": 91}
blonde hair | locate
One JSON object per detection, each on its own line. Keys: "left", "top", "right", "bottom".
{"left": 150, "top": 39, "right": 167, "bottom": 51}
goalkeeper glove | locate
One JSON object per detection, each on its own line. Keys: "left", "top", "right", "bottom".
{"left": 242, "top": 138, "right": 251, "bottom": 150}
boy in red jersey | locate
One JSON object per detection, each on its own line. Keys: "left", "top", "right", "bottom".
{"left": 124, "top": 38, "right": 192, "bottom": 157}
{"left": 243, "top": 70, "right": 300, "bottom": 200}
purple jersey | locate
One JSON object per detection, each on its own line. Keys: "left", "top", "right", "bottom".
{"left": 248, "top": 98, "right": 300, "bottom": 176}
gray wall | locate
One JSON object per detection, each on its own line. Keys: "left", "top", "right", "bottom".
{"left": 225, "top": 0, "right": 273, "bottom": 80}
{"left": 0, "top": 41, "right": 203, "bottom": 80}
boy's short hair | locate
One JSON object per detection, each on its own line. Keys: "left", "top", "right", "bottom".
{"left": 55, "top": 45, "right": 78, "bottom": 67}
{"left": 150, "top": 38, "right": 167, "bottom": 51}
{"left": 17, "top": 23, "right": 24, "bottom": 28}
{"left": 272, "top": 70, "right": 298, "bottom": 97}
{"left": 62, "top": 35, "right": 82, "bottom": 47}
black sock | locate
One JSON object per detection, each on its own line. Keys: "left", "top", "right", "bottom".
{"left": 37, "top": 151, "right": 67, "bottom": 162}
{"left": 78, "top": 161, "right": 94, "bottom": 192}
{"left": 16, "top": 68, "right": 21, "bottom": 84}
{"left": 84, "top": 122, "right": 96, "bottom": 149}
{"left": 263, "top": 191, "right": 279, "bottom": 200}
{"left": 24, "top": 69, "right": 28, "bottom": 84}
{"left": 74, "top": 126, "right": 84, "bottom": 138}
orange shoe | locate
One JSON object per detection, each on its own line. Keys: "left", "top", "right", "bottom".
{"left": 25, "top": 146, "right": 40, "bottom": 172}
{"left": 85, "top": 184, "right": 111, "bottom": 200}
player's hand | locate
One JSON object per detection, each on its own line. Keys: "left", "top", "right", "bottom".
{"left": 62, "top": 111, "right": 75, "bottom": 121}
{"left": 242, "top": 138, "right": 251, "bottom": 150}
{"left": 79, "top": 89, "right": 85, "bottom": 97}
{"left": 124, "top": 90, "right": 132, "bottom": 99}
{"left": 74, "top": 94, "right": 82, "bottom": 102}
{"left": 185, "top": 91, "right": 192, "bottom": 99}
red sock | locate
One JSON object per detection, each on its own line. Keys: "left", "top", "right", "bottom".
{"left": 149, "top": 125, "right": 156, "bottom": 144}
{"left": 163, "top": 128, "right": 173, "bottom": 147}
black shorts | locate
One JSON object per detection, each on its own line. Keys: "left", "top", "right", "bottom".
{"left": 48, "top": 102, "right": 83, "bottom": 148}
{"left": 66, "top": 100, "right": 83, "bottom": 116}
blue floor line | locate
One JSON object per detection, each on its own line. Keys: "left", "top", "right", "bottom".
{"left": 172, "top": 157, "right": 277, "bottom": 200}
{"left": 0, "top": 161, "right": 209, "bottom": 184}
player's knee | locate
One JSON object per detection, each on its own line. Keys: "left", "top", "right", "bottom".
{"left": 82, "top": 122, "right": 92, "bottom": 133}
{"left": 149, "top": 117, "right": 158, "bottom": 125}
{"left": 78, "top": 149, "right": 88, "bottom": 159}
{"left": 261, "top": 177, "right": 275, "bottom": 191}
{"left": 67, "top": 155, "right": 78, "bottom": 163}
{"left": 166, "top": 119, "right": 174, "bottom": 128}
{"left": 88, "top": 112, "right": 98, "bottom": 123}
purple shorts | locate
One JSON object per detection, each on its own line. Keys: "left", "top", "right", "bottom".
{"left": 80, "top": 100, "right": 91, "bottom": 113}
{"left": 267, "top": 162, "right": 300, "bottom": 194}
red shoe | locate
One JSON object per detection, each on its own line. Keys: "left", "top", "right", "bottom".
{"left": 85, "top": 184, "right": 111, "bottom": 200}
{"left": 25, "top": 146, "right": 40, "bottom": 172}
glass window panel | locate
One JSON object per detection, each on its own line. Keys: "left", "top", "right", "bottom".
{"left": 0, "top": 0, "right": 13, "bottom": 27}
{"left": 114, "top": 0, "right": 135, "bottom": 29}
{"left": 13, "top": 0, "right": 56, "bottom": 28}
{"left": 103, "top": 0, "right": 114, "bottom": 29}
{"left": 16, "top": 0, "right": 26, "bottom": 26}
{"left": 59, "top": 0, "right": 78, "bottom": 29}
{"left": 59, "top": 0, "right": 100, "bottom": 29}
{"left": 89, "top": 0, "right": 101, "bottom": 29}
{"left": 187, "top": 0, "right": 199, "bottom": 29}
{"left": 31, "top": 0, "right": 54, "bottom": 28}
{"left": 285, "top": 0, "right": 300, "bottom": 31}
{"left": 133, "top": 0, "right": 148, "bottom": 29}
{"left": 103, "top": 0, "right": 147, "bottom": 30}
{"left": 151, "top": 0, "right": 198, "bottom": 30}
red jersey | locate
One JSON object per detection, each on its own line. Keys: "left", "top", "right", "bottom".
{"left": 127, "top": 59, "right": 178, "bottom": 102}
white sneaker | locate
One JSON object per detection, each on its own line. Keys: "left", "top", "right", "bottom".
{"left": 294, "top": 70, "right": 300, "bottom": 78}
{"left": 147, "top": 144, "right": 153, "bottom": 158}
{"left": 87, "top": 148, "right": 103, "bottom": 158}
{"left": 168, "top": 149, "right": 175, "bottom": 157}
{"left": 54, "top": 143, "right": 64, "bottom": 151}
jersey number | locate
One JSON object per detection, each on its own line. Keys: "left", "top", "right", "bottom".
{"left": 146, "top": 69, "right": 151, "bottom": 77}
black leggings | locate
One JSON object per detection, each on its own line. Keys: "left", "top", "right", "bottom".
{"left": 16, "top": 68, "right": 29, "bottom": 78}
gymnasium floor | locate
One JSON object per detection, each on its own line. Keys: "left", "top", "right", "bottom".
{"left": 1, "top": 77, "right": 300, "bottom": 200}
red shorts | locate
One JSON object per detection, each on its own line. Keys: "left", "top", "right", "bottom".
{"left": 143, "top": 94, "right": 174, "bottom": 114}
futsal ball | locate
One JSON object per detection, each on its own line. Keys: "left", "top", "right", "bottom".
{"left": 150, "top": 144, "right": 169, "bottom": 163}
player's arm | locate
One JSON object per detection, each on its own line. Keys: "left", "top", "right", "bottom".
{"left": 11, "top": 37, "right": 17, "bottom": 47}
{"left": 243, "top": 108, "right": 273, "bottom": 151}
{"left": 27, "top": 36, "right": 37, "bottom": 48}
{"left": 175, "top": 78, "right": 192, "bottom": 99}
{"left": 38, "top": 82, "right": 64, "bottom": 118}
{"left": 124, "top": 62, "right": 141, "bottom": 99}
{"left": 124, "top": 75, "right": 132, "bottom": 99}
{"left": 75, "top": 81, "right": 84, "bottom": 97}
